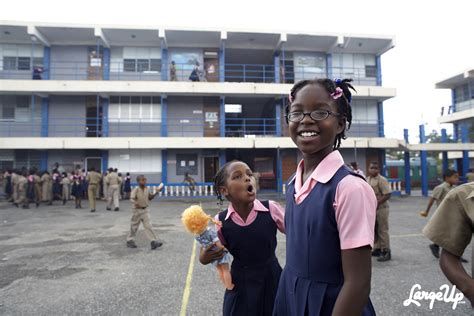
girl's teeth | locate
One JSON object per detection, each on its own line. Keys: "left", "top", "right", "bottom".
{"left": 300, "top": 132, "right": 318, "bottom": 137}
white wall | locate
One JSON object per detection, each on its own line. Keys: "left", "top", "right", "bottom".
{"left": 108, "top": 149, "right": 162, "bottom": 173}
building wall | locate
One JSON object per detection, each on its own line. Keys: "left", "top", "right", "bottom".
{"left": 167, "top": 96, "right": 204, "bottom": 137}
{"left": 50, "top": 46, "right": 88, "bottom": 80}
{"left": 166, "top": 149, "right": 204, "bottom": 183}
{"left": 109, "top": 149, "right": 162, "bottom": 183}
{"left": 49, "top": 95, "right": 86, "bottom": 137}
{"left": 0, "top": 95, "right": 41, "bottom": 137}
{"left": 47, "top": 149, "right": 86, "bottom": 172}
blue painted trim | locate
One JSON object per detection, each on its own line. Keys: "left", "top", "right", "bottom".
{"left": 419, "top": 124, "right": 428, "bottom": 196}
{"left": 161, "top": 149, "right": 168, "bottom": 184}
{"left": 161, "top": 96, "right": 168, "bottom": 137}
{"left": 377, "top": 102, "right": 385, "bottom": 137}
{"left": 461, "top": 124, "right": 470, "bottom": 181}
{"left": 451, "top": 89, "right": 456, "bottom": 111}
{"left": 276, "top": 149, "right": 282, "bottom": 192}
{"left": 219, "top": 41, "right": 225, "bottom": 82}
{"left": 40, "top": 151, "right": 48, "bottom": 171}
{"left": 41, "top": 98, "right": 49, "bottom": 137}
{"left": 380, "top": 149, "right": 387, "bottom": 177}
{"left": 102, "top": 98, "right": 109, "bottom": 137}
{"left": 274, "top": 52, "right": 280, "bottom": 83}
{"left": 220, "top": 96, "right": 225, "bottom": 137}
{"left": 219, "top": 150, "right": 226, "bottom": 168}
{"left": 326, "top": 53, "right": 332, "bottom": 78}
{"left": 275, "top": 99, "right": 282, "bottom": 137}
{"left": 453, "top": 123, "right": 459, "bottom": 142}
{"left": 103, "top": 47, "right": 110, "bottom": 80}
{"left": 403, "top": 129, "right": 411, "bottom": 195}
{"left": 161, "top": 40, "right": 168, "bottom": 81}
{"left": 375, "top": 55, "right": 382, "bottom": 86}
{"left": 101, "top": 151, "right": 108, "bottom": 173}
{"left": 42, "top": 46, "right": 50, "bottom": 80}
{"left": 441, "top": 128, "right": 449, "bottom": 174}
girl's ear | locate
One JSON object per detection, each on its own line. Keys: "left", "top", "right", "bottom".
{"left": 336, "top": 117, "right": 346, "bottom": 135}
{"left": 219, "top": 186, "right": 229, "bottom": 199}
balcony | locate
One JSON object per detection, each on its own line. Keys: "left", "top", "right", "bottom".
{"left": 0, "top": 59, "right": 380, "bottom": 86}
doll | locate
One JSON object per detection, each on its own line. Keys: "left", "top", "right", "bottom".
{"left": 182, "top": 205, "right": 234, "bottom": 290}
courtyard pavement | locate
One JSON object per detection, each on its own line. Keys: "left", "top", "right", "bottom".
{"left": 0, "top": 195, "right": 472, "bottom": 315}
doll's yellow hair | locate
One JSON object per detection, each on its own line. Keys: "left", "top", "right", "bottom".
{"left": 182, "top": 205, "right": 220, "bottom": 235}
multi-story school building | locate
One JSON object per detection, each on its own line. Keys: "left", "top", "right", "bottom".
{"left": 436, "top": 69, "right": 474, "bottom": 170}
{"left": 0, "top": 21, "right": 398, "bottom": 190}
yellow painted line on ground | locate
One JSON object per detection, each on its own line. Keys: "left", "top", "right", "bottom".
{"left": 180, "top": 240, "right": 197, "bottom": 316}
{"left": 391, "top": 233, "right": 424, "bottom": 238}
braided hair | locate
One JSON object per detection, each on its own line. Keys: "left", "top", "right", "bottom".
{"left": 213, "top": 160, "right": 237, "bottom": 205}
{"left": 286, "top": 78, "right": 356, "bottom": 149}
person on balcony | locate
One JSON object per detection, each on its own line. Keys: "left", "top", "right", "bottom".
{"left": 170, "top": 61, "right": 177, "bottom": 81}
{"left": 189, "top": 62, "right": 200, "bottom": 82}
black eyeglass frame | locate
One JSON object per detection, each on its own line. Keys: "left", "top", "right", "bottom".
{"left": 286, "top": 110, "right": 343, "bottom": 123}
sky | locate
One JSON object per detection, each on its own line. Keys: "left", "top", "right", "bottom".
{"left": 2, "top": 0, "right": 473, "bottom": 143}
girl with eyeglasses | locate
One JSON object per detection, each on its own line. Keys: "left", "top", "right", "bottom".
{"left": 273, "top": 78, "right": 377, "bottom": 316}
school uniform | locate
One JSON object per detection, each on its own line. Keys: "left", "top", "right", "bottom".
{"left": 86, "top": 171, "right": 102, "bottom": 211}
{"left": 274, "top": 151, "right": 377, "bottom": 316}
{"left": 105, "top": 172, "right": 122, "bottom": 209}
{"left": 72, "top": 178, "right": 84, "bottom": 198}
{"left": 60, "top": 177, "right": 71, "bottom": 202}
{"left": 11, "top": 173, "right": 19, "bottom": 202}
{"left": 15, "top": 176, "right": 28, "bottom": 207}
{"left": 423, "top": 182, "right": 474, "bottom": 264}
{"left": 127, "top": 186, "right": 158, "bottom": 242}
{"left": 41, "top": 173, "right": 53, "bottom": 203}
{"left": 33, "top": 175, "right": 41, "bottom": 204}
{"left": 367, "top": 174, "right": 392, "bottom": 251}
{"left": 216, "top": 199, "right": 285, "bottom": 316}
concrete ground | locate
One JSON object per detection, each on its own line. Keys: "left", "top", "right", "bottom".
{"left": 0, "top": 196, "right": 472, "bottom": 316}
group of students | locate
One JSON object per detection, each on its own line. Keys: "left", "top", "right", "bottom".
{"left": 1, "top": 164, "right": 132, "bottom": 211}
{"left": 174, "top": 77, "right": 474, "bottom": 315}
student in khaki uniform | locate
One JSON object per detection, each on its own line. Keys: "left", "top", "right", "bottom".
{"left": 10, "top": 170, "right": 19, "bottom": 203}
{"left": 86, "top": 167, "right": 102, "bottom": 213}
{"left": 14, "top": 172, "right": 28, "bottom": 209}
{"left": 41, "top": 171, "right": 53, "bottom": 205}
{"left": 420, "top": 169, "right": 459, "bottom": 259}
{"left": 105, "top": 168, "right": 122, "bottom": 211}
{"left": 367, "top": 161, "right": 392, "bottom": 262}
{"left": 126, "top": 175, "right": 164, "bottom": 250}
{"left": 60, "top": 173, "right": 71, "bottom": 205}
{"left": 33, "top": 171, "right": 42, "bottom": 207}
{"left": 423, "top": 182, "right": 474, "bottom": 306}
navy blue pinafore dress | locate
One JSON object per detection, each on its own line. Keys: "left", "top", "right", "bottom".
{"left": 219, "top": 200, "right": 282, "bottom": 316}
{"left": 273, "top": 166, "right": 376, "bottom": 316}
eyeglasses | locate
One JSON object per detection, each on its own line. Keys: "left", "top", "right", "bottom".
{"left": 286, "top": 110, "right": 341, "bottom": 123}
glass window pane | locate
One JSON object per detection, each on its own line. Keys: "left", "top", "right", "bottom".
{"left": 150, "top": 59, "right": 161, "bottom": 72}
{"left": 110, "top": 96, "right": 120, "bottom": 104}
{"left": 365, "top": 65, "right": 377, "bottom": 78}
{"left": 121, "top": 96, "right": 130, "bottom": 104}
{"left": 152, "top": 96, "right": 161, "bottom": 104}
{"left": 131, "top": 96, "right": 140, "bottom": 104}
{"left": 3, "top": 57, "right": 17, "bottom": 70}
{"left": 137, "top": 59, "right": 149, "bottom": 72}
{"left": 17, "top": 57, "right": 31, "bottom": 70}
{"left": 123, "top": 59, "right": 136, "bottom": 72}
{"left": 2, "top": 106, "right": 15, "bottom": 120}
{"left": 142, "top": 96, "right": 151, "bottom": 104}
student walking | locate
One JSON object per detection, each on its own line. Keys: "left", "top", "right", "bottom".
{"left": 105, "top": 168, "right": 122, "bottom": 211}
{"left": 86, "top": 167, "right": 102, "bottom": 212}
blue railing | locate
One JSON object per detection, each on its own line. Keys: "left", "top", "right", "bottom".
{"left": 0, "top": 59, "right": 379, "bottom": 85}
{"left": 0, "top": 117, "right": 382, "bottom": 138}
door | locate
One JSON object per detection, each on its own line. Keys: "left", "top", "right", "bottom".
{"left": 282, "top": 152, "right": 298, "bottom": 183}
{"left": 203, "top": 97, "right": 220, "bottom": 137}
{"left": 204, "top": 156, "right": 219, "bottom": 183}
{"left": 87, "top": 47, "right": 103, "bottom": 80}
{"left": 85, "top": 157, "right": 102, "bottom": 172}
{"left": 204, "top": 51, "right": 219, "bottom": 82}
{"left": 86, "top": 96, "right": 102, "bottom": 137}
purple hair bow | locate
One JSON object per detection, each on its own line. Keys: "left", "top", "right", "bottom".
{"left": 331, "top": 87, "right": 343, "bottom": 100}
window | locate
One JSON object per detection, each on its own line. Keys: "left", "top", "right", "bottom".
{"left": 2, "top": 56, "right": 43, "bottom": 71}
{"left": 109, "top": 96, "right": 161, "bottom": 123}
{"left": 123, "top": 59, "right": 136, "bottom": 72}
{"left": 365, "top": 65, "right": 377, "bottom": 78}
{"left": 0, "top": 96, "right": 33, "bottom": 121}
{"left": 3, "top": 57, "right": 17, "bottom": 70}
{"left": 176, "top": 154, "right": 198, "bottom": 175}
{"left": 2, "top": 106, "right": 14, "bottom": 120}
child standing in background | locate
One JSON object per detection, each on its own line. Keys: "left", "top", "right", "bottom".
{"left": 60, "top": 172, "right": 71, "bottom": 205}
{"left": 71, "top": 174, "right": 84, "bottom": 209}
{"left": 123, "top": 172, "right": 131, "bottom": 199}
{"left": 273, "top": 78, "right": 377, "bottom": 315}
{"left": 420, "top": 169, "right": 459, "bottom": 259}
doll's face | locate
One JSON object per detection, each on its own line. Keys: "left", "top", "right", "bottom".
{"left": 219, "top": 161, "right": 256, "bottom": 204}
